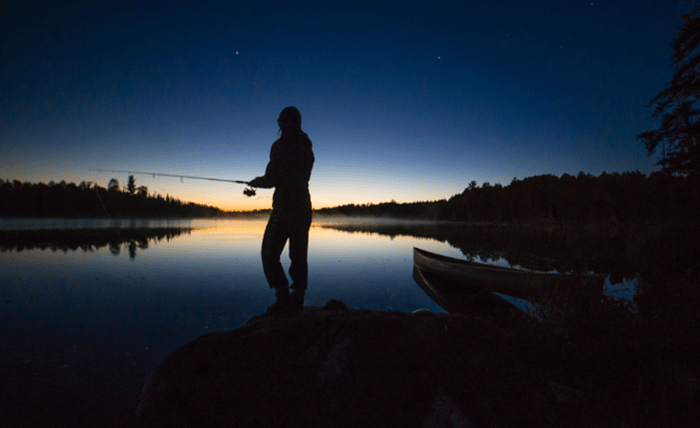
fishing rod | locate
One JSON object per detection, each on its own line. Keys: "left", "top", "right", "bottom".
{"left": 89, "top": 168, "right": 257, "bottom": 196}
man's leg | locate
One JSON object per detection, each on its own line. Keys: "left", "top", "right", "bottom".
{"left": 288, "top": 210, "right": 311, "bottom": 311}
{"left": 261, "top": 212, "right": 290, "bottom": 310}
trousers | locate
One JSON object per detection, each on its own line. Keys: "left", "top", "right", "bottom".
{"left": 261, "top": 209, "right": 312, "bottom": 292}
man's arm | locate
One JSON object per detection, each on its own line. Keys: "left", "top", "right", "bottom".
{"left": 248, "top": 175, "right": 273, "bottom": 188}
{"left": 248, "top": 143, "right": 281, "bottom": 188}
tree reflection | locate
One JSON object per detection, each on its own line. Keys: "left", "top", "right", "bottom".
{"left": 109, "top": 241, "right": 121, "bottom": 256}
{"left": 320, "top": 221, "right": 635, "bottom": 276}
{"left": 0, "top": 228, "right": 191, "bottom": 259}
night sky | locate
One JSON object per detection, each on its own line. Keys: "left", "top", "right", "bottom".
{"left": 1, "top": 1, "right": 693, "bottom": 211}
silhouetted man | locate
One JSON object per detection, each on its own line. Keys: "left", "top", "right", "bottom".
{"left": 248, "top": 106, "right": 314, "bottom": 315}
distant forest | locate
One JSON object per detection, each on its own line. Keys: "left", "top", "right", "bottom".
{"left": 2, "top": 171, "right": 697, "bottom": 223}
{"left": 0, "top": 178, "right": 224, "bottom": 218}
{"left": 318, "top": 171, "right": 699, "bottom": 224}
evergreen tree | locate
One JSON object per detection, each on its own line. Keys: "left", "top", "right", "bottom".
{"left": 108, "top": 178, "right": 120, "bottom": 192}
{"left": 638, "top": 7, "right": 700, "bottom": 179}
{"left": 127, "top": 175, "right": 136, "bottom": 194}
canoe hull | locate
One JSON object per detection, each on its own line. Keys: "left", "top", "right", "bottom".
{"left": 413, "top": 247, "right": 604, "bottom": 305}
{"left": 413, "top": 265, "right": 524, "bottom": 317}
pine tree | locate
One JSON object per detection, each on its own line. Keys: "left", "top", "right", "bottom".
{"left": 127, "top": 175, "right": 136, "bottom": 194}
{"left": 638, "top": 7, "right": 700, "bottom": 179}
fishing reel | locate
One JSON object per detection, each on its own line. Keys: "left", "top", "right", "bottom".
{"left": 243, "top": 187, "right": 256, "bottom": 197}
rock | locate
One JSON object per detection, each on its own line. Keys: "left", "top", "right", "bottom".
{"left": 546, "top": 380, "right": 586, "bottom": 419}
{"left": 322, "top": 298, "right": 350, "bottom": 312}
{"left": 423, "top": 392, "right": 475, "bottom": 428}
{"left": 136, "top": 301, "right": 594, "bottom": 428}
{"left": 672, "top": 366, "right": 700, "bottom": 412}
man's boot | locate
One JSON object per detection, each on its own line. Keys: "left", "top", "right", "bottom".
{"left": 267, "top": 286, "right": 290, "bottom": 316}
{"left": 288, "top": 288, "right": 305, "bottom": 315}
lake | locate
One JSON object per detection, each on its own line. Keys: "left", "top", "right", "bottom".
{"left": 0, "top": 217, "right": 633, "bottom": 427}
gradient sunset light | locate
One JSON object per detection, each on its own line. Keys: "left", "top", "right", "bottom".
{"left": 1, "top": 1, "right": 686, "bottom": 211}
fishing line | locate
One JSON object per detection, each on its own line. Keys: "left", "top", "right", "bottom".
{"left": 89, "top": 168, "right": 257, "bottom": 196}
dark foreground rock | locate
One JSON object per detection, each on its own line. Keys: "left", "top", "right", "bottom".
{"left": 137, "top": 300, "right": 698, "bottom": 428}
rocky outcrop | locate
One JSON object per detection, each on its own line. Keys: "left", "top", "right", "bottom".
{"left": 136, "top": 300, "right": 697, "bottom": 428}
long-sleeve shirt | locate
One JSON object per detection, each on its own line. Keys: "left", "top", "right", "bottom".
{"left": 254, "top": 129, "right": 314, "bottom": 212}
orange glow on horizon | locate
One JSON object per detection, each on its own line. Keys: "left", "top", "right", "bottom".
{"left": 187, "top": 191, "right": 447, "bottom": 212}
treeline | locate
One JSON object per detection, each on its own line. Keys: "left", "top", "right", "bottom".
{"left": 316, "top": 200, "right": 447, "bottom": 219}
{"left": 446, "top": 171, "right": 697, "bottom": 223}
{"left": 4, "top": 171, "right": 697, "bottom": 222}
{"left": 319, "top": 171, "right": 699, "bottom": 224}
{"left": 0, "top": 179, "right": 225, "bottom": 218}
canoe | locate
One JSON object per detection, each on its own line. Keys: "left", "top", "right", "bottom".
{"left": 413, "top": 265, "right": 526, "bottom": 317}
{"left": 413, "top": 247, "right": 604, "bottom": 305}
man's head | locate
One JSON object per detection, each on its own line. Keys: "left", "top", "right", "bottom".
{"left": 277, "top": 106, "right": 302, "bottom": 131}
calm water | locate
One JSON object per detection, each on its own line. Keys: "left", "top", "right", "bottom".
{"left": 0, "top": 218, "right": 466, "bottom": 426}
{"left": 0, "top": 218, "right": 634, "bottom": 427}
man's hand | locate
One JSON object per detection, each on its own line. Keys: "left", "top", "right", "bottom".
{"left": 248, "top": 176, "right": 273, "bottom": 188}
{"left": 248, "top": 177, "right": 263, "bottom": 188}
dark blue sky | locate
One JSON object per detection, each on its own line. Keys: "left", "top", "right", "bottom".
{"left": 1, "top": 0, "right": 691, "bottom": 210}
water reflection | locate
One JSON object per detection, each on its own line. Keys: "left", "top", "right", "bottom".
{"left": 1, "top": 218, "right": 658, "bottom": 428}
{"left": 320, "top": 220, "right": 635, "bottom": 278}
{"left": 0, "top": 228, "right": 192, "bottom": 259}
{"left": 0, "top": 217, "right": 193, "bottom": 230}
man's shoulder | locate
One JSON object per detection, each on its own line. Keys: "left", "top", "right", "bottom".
{"left": 274, "top": 132, "right": 312, "bottom": 149}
